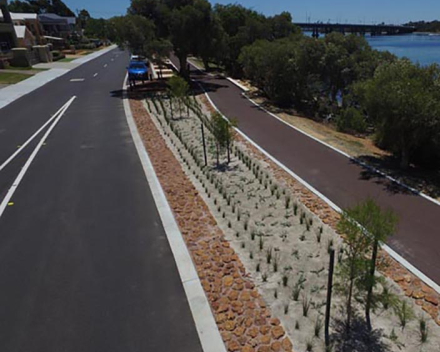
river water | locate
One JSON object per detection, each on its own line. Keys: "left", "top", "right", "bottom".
{"left": 367, "top": 33, "right": 440, "bottom": 66}
{"left": 304, "top": 31, "right": 440, "bottom": 65}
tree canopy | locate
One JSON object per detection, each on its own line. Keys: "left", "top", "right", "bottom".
{"left": 358, "top": 59, "right": 440, "bottom": 169}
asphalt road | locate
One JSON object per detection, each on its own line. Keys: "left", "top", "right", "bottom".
{"left": 0, "top": 49, "right": 203, "bottom": 352}
{"left": 172, "top": 57, "right": 440, "bottom": 286}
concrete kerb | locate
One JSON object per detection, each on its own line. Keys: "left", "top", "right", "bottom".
{"left": 196, "top": 76, "right": 440, "bottom": 296}
{"left": 122, "top": 76, "right": 227, "bottom": 352}
{"left": 72, "top": 44, "right": 117, "bottom": 64}
{"left": 0, "top": 68, "right": 69, "bottom": 110}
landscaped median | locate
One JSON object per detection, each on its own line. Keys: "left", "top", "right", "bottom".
{"left": 128, "top": 87, "right": 440, "bottom": 352}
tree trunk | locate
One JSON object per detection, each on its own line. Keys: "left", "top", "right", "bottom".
{"left": 325, "top": 249, "right": 335, "bottom": 348}
{"left": 400, "top": 145, "right": 410, "bottom": 170}
{"left": 346, "top": 263, "right": 355, "bottom": 335}
{"left": 202, "top": 57, "right": 210, "bottom": 71}
{"left": 201, "top": 123, "right": 207, "bottom": 167}
{"left": 226, "top": 134, "right": 231, "bottom": 164}
{"left": 178, "top": 54, "right": 189, "bottom": 80}
{"left": 366, "top": 240, "right": 379, "bottom": 330}
{"left": 170, "top": 96, "right": 174, "bottom": 120}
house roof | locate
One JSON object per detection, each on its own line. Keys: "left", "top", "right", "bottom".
{"left": 11, "top": 12, "right": 38, "bottom": 21}
{"left": 14, "top": 25, "right": 26, "bottom": 39}
{"left": 38, "top": 13, "right": 76, "bottom": 25}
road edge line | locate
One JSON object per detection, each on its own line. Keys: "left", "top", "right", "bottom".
{"left": 200, "top": 86, "right": 440, "bottom": 295}
{"left": 122, "top": 78, "right": 227, "bottom": 352}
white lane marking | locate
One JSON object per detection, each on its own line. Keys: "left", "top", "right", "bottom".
{"left": 198, "top": 81, "right": 440, "bottom": 295}
{"left": 0, "top": 96, "right": 76, "bottom": 218}
{"left": 70, "top": 78, "right": 85, "bottom": 82}
{"left": 0, "top": 99, "right": 73, "bottom": 173}
{"left": 93, "top": 73, "right": 98, "bottom": 78}
{"left": 122, "top": 76, "right": 227, "bottom": 352}
{"left": 111, "top": 59, "right": 114, "bottom": 62}
{"left": 104, "top": 64, "right": 108, "bottom": 68}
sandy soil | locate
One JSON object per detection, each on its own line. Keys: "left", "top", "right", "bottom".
{"left": 144, "top": 94, "right": 440, "bottom": 352}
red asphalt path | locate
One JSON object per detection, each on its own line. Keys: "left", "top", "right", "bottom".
{"left": 174, "top": 58, "right": 440, "bottom": 287}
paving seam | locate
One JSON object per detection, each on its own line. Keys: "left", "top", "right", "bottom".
{"left": 122, "top": 77, "right": 227, "bottom": 352}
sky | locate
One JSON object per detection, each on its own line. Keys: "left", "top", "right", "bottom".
{"left": 64, "top": 0, "right": 440, "bottom": 24}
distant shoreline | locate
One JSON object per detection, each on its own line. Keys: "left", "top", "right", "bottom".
{"left": 413, "top": 31, "right": 440, "bottom": 36}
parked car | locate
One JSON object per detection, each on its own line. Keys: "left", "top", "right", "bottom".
{"left": 127, "top": 61, "right": 149, "bottom": 87}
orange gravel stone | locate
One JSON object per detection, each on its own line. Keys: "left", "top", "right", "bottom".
{"left": 270, "top": 341, "right": 282, "bottom": 352}
{"left": 271, "top": 326, "right": 285, "bottom": 340}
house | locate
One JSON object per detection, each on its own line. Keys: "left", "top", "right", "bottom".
{"left": 0, "top": 0, "right": 18, "bottom": 52}
{"left": 38, "top": 13, "right": 77, "bottom": 38}
{"left": 11, "top": 12, "right": 45, "bottom": 45}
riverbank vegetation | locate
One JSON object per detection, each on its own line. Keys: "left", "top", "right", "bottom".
{"left": 110, "top": 0, "right": 440, "bottom": 171}
{"left": 406, "top": 20, "right": 440, "bottom": 33}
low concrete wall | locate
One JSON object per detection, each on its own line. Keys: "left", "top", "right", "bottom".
{"left": 33, "top": 45, "right": 53, "bottom": 63}
{"left": 10, "top": 48, "right": 31, "bottom": 67}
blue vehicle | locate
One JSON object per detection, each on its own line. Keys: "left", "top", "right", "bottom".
{"left": 127, "top": 61, "right": 150, "bottom": 87}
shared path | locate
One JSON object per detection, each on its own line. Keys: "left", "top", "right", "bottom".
{"left": 172, "top": 56, "right": 440, "bottom": 288}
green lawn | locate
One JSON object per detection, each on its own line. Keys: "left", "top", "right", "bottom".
{"left": 58, "top": 57, "right": 76, "bottom": 62}
{"left": 0, "top": 72, "right": 30, "bottom": 84}
{"left": 8, "top": 66, "right": 48, "bottom": 72}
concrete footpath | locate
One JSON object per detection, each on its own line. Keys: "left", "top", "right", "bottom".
{"left": 0, "top": 45, "right": 117, "bottom": 110}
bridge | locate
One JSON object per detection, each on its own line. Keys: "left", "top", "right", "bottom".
{"left": 294, "top": 22, "right": 415, "bottom": 37}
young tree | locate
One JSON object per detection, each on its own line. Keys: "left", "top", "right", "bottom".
{"left": 168, "top": 75, "right": 189, "bottom": 117}
{"left": 336, "top": 210, "right": 371, "bottom": 334}
{"left": 348, "top": 199, "right": 398, "bottom": 330}
{"left": 210, "top": 112, "right": 235, "bottom": 166}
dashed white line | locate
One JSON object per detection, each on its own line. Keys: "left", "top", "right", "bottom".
{"left": 93, "top": 73, "right": 98, "bottom": 78}
{"left": 70, "top": 78, "right": 85, "bottom": 82}
{"left": 0, "top": 96, "right": 76, "bottom": 217}
{"left": 104, "top": 64, "right": 108, "bottom": 68}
